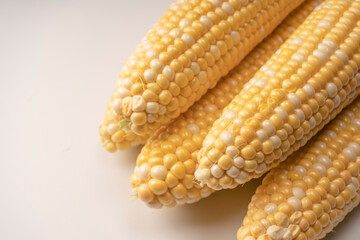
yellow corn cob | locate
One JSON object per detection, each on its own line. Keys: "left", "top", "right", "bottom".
{"left": 100, "top": 0, "right": 306, "bottom": 152}
{"left": 195, "top": 0, "right": 360, "bottom": 191}
{"left": 237, "top": 97, "right": 360, "bottom": 240}
{"left": 130, "top": 0, "right": 323, "bottom": 209}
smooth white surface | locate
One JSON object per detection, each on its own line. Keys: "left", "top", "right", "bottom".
{"left": 0, "top": 0, "right": 360, "bottom": 239}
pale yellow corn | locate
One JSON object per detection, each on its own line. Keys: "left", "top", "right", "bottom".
{"left": 100, "top": 0, "right": 306, "bottom": 152}
{"left": 237, "top": 97, "right": 360, "bottom": 240}
{"left": 196, "top": 0, "right": 360, "bottom": 191}
{"left": 130, "top": 0, "right": 323, "bottom": 209}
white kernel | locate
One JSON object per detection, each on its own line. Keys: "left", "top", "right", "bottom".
{"left": 294, "top": 109, "right": 305, "bottom": 122}
{"left": 335, "top": 119, "right": 346, "bottom": 130}
{"left": 275, "top": 107, "right": 288, "bottom": 121}
{"left": 323, "top": 38, "right": 338, "bottom": 51}
{"left": 291, "top": 52, "right": 306, "bottom": 63}
{"left": 318, "top": 19, "right": 333, "bottom": 29}
{"left": 234, "top": 157, "right": 245, "bottom": 168}
{"left": 234, "top": 118, "right": 243, "bottom": 126}
{"left": 112, "top": 98, "right": 122, "bottom": 114}
{"left": 200, "top": 16, "right": 212, "bottom": 28}
{"left": 132, "top": 95, "right": 146, "bottom": 111}
{"left": 226, "top": 146, "right": 239, "bottom": 157}
{"left": 288, "top": 93, "right": 301, "bottom": 108}
{"left": 317, "top": 155, "right": 331, "bottom": 167}
{"left": 230, "top": 31, "right": 240, "bottom": 44}
{"left": 294, "top": 165, "right": 306, "bottom": 176}
{"left": 179, "top": 18, "right": 191, "bottom": 29}
{"left": 211, "top": 165, "right": 224, "bottom": 178}
{"left": 326, "top": 82, "right": 338, "bottom": 98}
{"left": 270, "top": 135, "right": 281, "bottom": 149}
{"left": 197, "top": 71, "right": 207, "bottom": 83}
{"left": 146, "top": 102, "right": 159, "bottom": 114}
{"left": 267, "top": 226, "right": 283, "bottom": 240}
{"left": 235, "top": 171, "right": 249, "bottom": 184}
{"left": 139, "top": 163, "right": 150, "bottom": 180}
{"left": 107, "top": 124, "right": 118, "bottom": 135}
{"left": 343, "top": 147, "right": 356, "bottom": 162}
{"left": 150, "top": 165, "right": 167, "bottom": 180}
{"left": 128, "top": 59, "right": 137, "bottom": 69}
{"left": 264, "top": 203, "right": 277, "bottom": 214}
{"left": 265, "top": 69, "right": 276, "bottom": 76}
{"left": 223, "top": 110, "right": 237, "bottom": 120}
{"left": 262, "top": 120, "right": 276, "bottom": 136}
{"left": 220, "top": 131, "right": 234, "bottom": 145}
{"left": 253, "top": 78, "right": 267, "bottom": 88}
{"left": 292, "top": 187, "right": 305, "bottom": 199}
{"left": 309, "top": 117, "right": 316, "bottom": 129}
{"left": 288, "top": 197, "right": 302, "bottom": 211}
{"left": 303, "top": 84, "right": 315, "bottom": 97}
{"left": 175, "top": 198, "right": 187, "bottom": 205}
{"left": 204, "top": 136, "right": 215, "bottom": 147}
{"left": 121, "top": 78, "right": 132, "bottom": 90}
{"left": 313, "top": 49, "right": 328, "bottom": 63}
{"left": 190, "top": 62, "right": 200, "bottom": 75}
{"left": 227, "top": 166, "right": 240, "bottom": 178}
{"left": 255, "top": 163, "right": 266, "bottom": 174}
{"left": 347, "top": 183, "right": 357, "bottom": 198}
{"left": 144, "top": 69, "right": 157, "bottom": 83}
{"left": 335, "top": 49, "right": 349, "bottom": 63}
{"left": 195, "top": 168, "right": 210, "bottom": 182}
{"left": 162, "top": 66, "right": 175, "bottom": 81}
{"left": 352, "top": 177, "right": 359, "bottom": 190}
{"left": 333, "top": 95, "right": 340, "bottom": 108}
{"left": 318, "top": 43, "right": 332, "bottom": 56}
{"left": 150, "top": 59, "right": 164, "bottom": 73}
{"left": 349, "top": 142, "right": 360, "bottom": 155}
{"left": 283, "top": 229, "right": 292, "bottom": 240}
{"left": 222, "top": 2, "right": 234, "bottom": 15}
{"left": 313, "top": 163, "right": 327, "bottom": 176}
{"left": 187, "top": 123, "right": 199, "bottom": 134}
{"left": 289, "top": 37, "right": 304, "bottom": 45}
{"left": 256, "top": 152, "right": 265, "bottom": 162}
{"left": 205, "top": 104, "right": 217, "bottom": 113}
{"left": 155, "top": 28, "right": 167, "bottom": 36}
{"left": 117, "top": 87, "right": 130, "bottom": 98}
{"left": 146, "top": 49, "right": 158, "bottom": 60}
{"left": 210, "top": 45, "right": 221, "bottom": 60}
{"left": 256, "top": 129, "right": 268, "bottom": 141}
{"left": 325, "top": 130, "right": 336, "bottom": 138}
{"left": 287, "top": 26, "right": 296, "bottom": 33}
{"left": 181, "top": 33, "right": 195, "bottom": 46}
{"left": 169, "top": 28, "right": 182, "bottom": 38}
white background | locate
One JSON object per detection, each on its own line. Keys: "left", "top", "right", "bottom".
{"left": 1, "top": 0, "right": 360, "bottom": 239}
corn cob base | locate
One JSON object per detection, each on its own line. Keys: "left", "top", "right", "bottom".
{"left": 237, "top": 97, "right": 360, "bottom": 240}
{"left": 129, "top": 0, "right": 323, "bottom": 208}
{"left": 196, "top": 0, "right": 360, "bottom": 191}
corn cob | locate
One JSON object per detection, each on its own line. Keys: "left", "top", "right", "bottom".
{"left": 195, "top": 0, "right": 360, "bottom": 191}
{"left": 237, "top": 97, "right": 360, "bottom": 240}
{"left": 130, "top": 0, "right": 323, "bottom": 209}
{"left": 100, "top": 0, "right": 306, "bottom": 152}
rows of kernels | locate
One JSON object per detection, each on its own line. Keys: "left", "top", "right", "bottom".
{"left": 237, "top": 98, "right": 360, "bottom": 240}
{"left": 196, "top": 0, "right": 360, "bottom": 189}
{"left": 130, "top": 0, "right": 324, "bottom": 208}
{"left": 100, "top": 0, "right": 306, "bottom": 151}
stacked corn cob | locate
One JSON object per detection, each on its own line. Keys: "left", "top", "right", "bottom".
{"left": 237, "top": 98, "right": 360, "bottom": 240}
{"left": 195, "top": 0, "right": 360, "bottom": 190}
{"left": 130, "top": 0, "right": 323, "bottom": 209}
{"left": 99, "top": 0, "right": 360, "bottom": 239}
{"left": 100, "top": 0, "right": 305, "bottom": 152}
